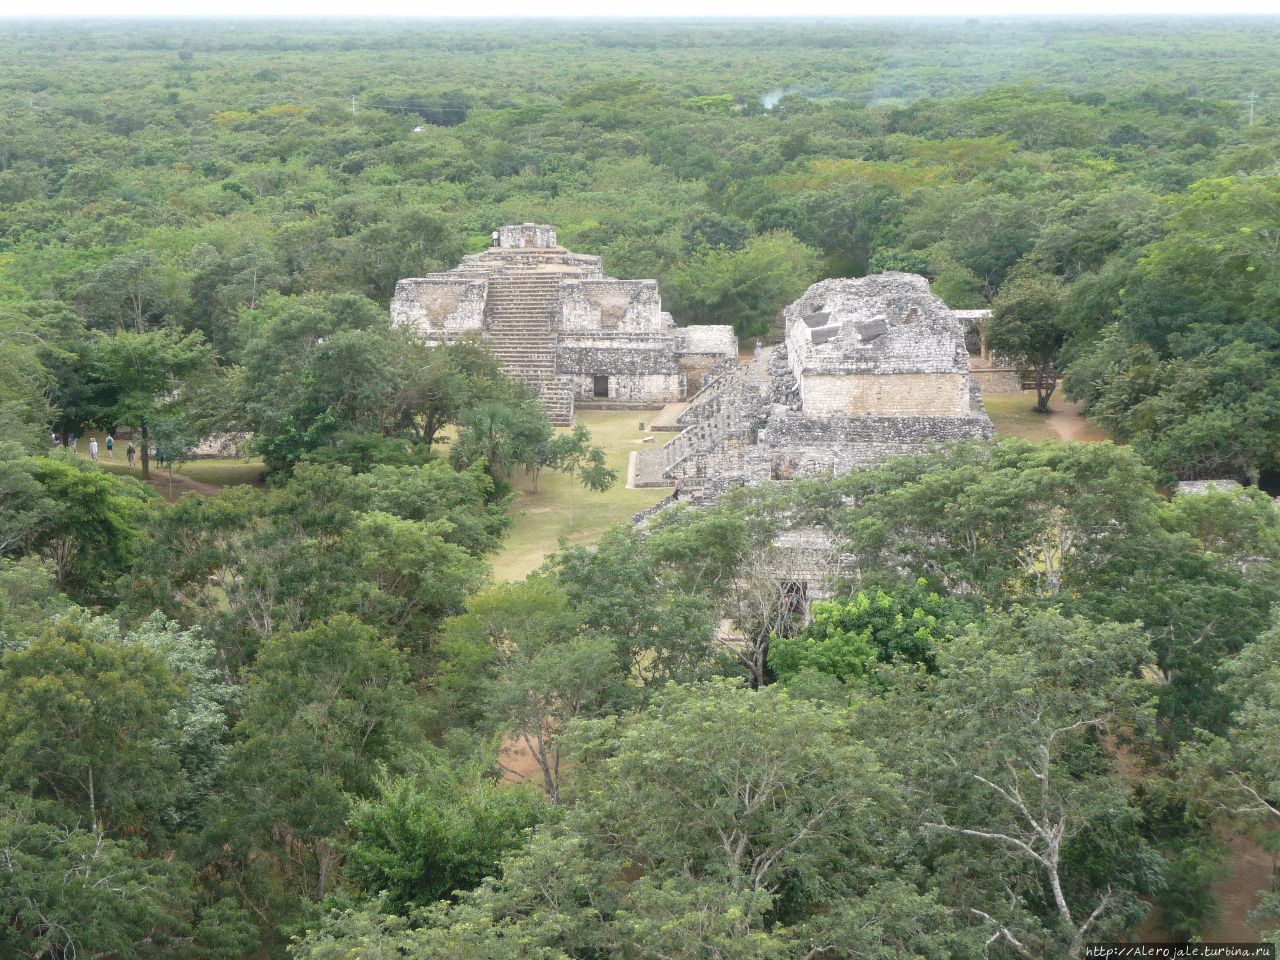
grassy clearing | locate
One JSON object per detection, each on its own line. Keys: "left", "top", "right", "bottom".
{"left": 491, "top": 410, "right": 668, "bottom": 582}
{"left": 984, "top": 394, "right": 1062, "bottom": 441}
{"left": 176, "top": 459, "right": 266, "bottom": 486}
{"left": 70, "top": 451, "right": 265, "bottom": 491}
{"left": 985, "top": 393, "right": 1111, "bottom": 443}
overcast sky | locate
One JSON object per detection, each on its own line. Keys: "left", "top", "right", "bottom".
{"left": 3, "top": 1, "right": 1279, "bottom": 17}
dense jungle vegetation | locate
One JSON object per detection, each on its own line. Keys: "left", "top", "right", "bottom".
{"left": 2, "top": 17, "right": 1280, "bottom": 960}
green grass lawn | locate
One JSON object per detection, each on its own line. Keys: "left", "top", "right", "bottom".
{"left": 71, "top": 451, "right": 265, "bottom": 489}
{"left": 176, "top": 459, "right": 266, "bottom": 486}
{"left": 983, "top": 394, "right": 1060, "bottom": 441}
{"left": 491, "top": 410, "right": 668, "bottom": 582}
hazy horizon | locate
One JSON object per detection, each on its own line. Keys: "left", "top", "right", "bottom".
{"left": 5, "top": 3, "right": 1280, "bottom": 19}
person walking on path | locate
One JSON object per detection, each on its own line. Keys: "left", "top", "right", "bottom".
{"left": 673, "top": 478, "right": 683, "bottom": 501}
{"left": 754, "top": 338, "right": 763, "bottom": 361}
{"left": 491, "top": 229, "right": 500, "bottom": 247}
{"left": 89, "top": 437, "right": 99, "bottom": 462}
{"left": 127, "top": 443, "right": 136, "bottom": 467}
{"left": 105, "top": 434, "right": 114, "bottom": 458}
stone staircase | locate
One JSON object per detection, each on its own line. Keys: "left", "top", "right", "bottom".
{"left": 662, "top": 349, "right": 773, "bottom": 480}
{"left": 483, "top": 272, "right": 574, "bottom": 425}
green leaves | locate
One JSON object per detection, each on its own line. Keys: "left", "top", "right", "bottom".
{"left": 665, "top": 231, "right": 821, "bottom": 338}
{"left": 0, "top": 619, "right": 185, "bottom": 837}
{"left": 986, "top": 271, "right": 1069, "bottom": 411}
{"left": 344, "top": 760, "right": 548, "bottom": 912}
{"left": 88, "top": 327, "right": 217, "bottom": 478}
{"left": 0, "top": 790, "right": 255, "bottom": 960}
{"left": 769, "top": 581, "right": 977, "bottom": 686}
{"left": 860, "top": 610, "right": 1160, "bottom": 957}
{"left": 21, "top": 454, "right": 148, "bottom": 604}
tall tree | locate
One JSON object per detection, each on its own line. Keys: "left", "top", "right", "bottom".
{"left": 22, "top": 457, "right": 146, "bottom": 603}
{"left": 89, "top": 329, "right": 216, "bottom": 479}
{"left": 985, "top": 273, "right": 1068, "bottom": 412}
{"left": 209, "top": 616, "right": 419, "bottom": 941}
{"left": 666, "top": 231, "right": 821, "bottom": 337}
{"left": 0, "top": 620, "right": 185, "bottom": 837}
{"left": 863, "top": 610, "right": 1161, "bottom": 958}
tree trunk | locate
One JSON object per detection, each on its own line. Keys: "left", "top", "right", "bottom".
{"left": 140, "top": 421, "right": 151, "bottom": 480}
{"left": 1034, "top": 362, "right": 1057, "bottom": 413}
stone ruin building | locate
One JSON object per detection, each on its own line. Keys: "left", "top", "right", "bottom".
{"left": 635, "top": 272, "right": 995, "bottom": 500}
{"left": 390, "top": 224, "right": 737, "bottom": 425}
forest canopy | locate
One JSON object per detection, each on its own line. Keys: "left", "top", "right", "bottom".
{"left": 2, "top": 16, "right": 1280, "bottom": 960}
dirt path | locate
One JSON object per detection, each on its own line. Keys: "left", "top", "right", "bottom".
{"left": 71, "top": 451, "right": 226, "bottom": 501}
{"left": 1046, "top": 398, "right": 1109, "bottom": 443}
{"left": 499, "top": 734, "right": 544, "bottom": 786}
{"left": 145, "top": 470, "right": 223, "bottom": 502}
{"left": 1204, "top": 829, "right": 1275, "bottom": 942}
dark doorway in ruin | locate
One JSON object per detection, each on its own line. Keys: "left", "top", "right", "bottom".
{"left": 593, "top": 375, "right": 609, "bottom": 398}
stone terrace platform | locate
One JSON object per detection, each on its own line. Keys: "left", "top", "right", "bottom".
{"left": 646, "top": 401, "right": 689, "bottom": 432}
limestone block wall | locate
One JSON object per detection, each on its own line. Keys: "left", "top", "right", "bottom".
{"left": 454, "top": 250, "right": 604, "bottom": 277}
{"left": 499, "top": 223, "right": 558, "bottom": 249}
{"left": 555, "top": 280, "right": 669, "bottom": 334}
{"left": 786, "top": 315, "right": 825, "bottom": 378}
{"left": 676, "top": 354, "right": 724, "bottom": 395}
{"left": 972, "top": 368, "right": 1022, "bottom": 394}
{"left": 784, "top": 273, "right": 976, "bottom": 382}
{"left": 558, "top": 335, "right": 686, "bottom": 404}
{"left": 953, "top": 309, "right": 990, "bottom": 356}
{"left": 800, "top": 373, "right": 972, "bottom": 418}
{"left": 796, "top": 320, "right": 968, "bottom": 378}
{"left": 568, "top": 373, "right": 685, "bottom": 403}
{"left": 390, "top": 278, "right": 487, "bottom": 334}
{"left": 557, "top": 339, "right": 683, "bottom": 376}
{"left": 673, "top": 325, "right": 737, "bottom": 357}
{"left": 754, "top": 412, "right": 994, "bottom": 478}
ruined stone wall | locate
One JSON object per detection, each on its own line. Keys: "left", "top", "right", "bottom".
{"left": 390, "top": 278, "right": 487, "bottom": 334}
{"left": 455, "top": 250, "right": 604, "bottom": 276}
{"left": 557, "top": 334, "right": 686, "bottom": 404}
{"left": 801, "top": 320, "right": 969, "bottom": 377}
{"left": 953, "top": 310, "right": 990, "bottom": 356}
{"left": 676, "top": 355, "right": 722, "bottom": 395}
{"left": 555, "top": 280, "right": 669, "bottom": 334}
{"left": 499, "top": 223, "right": 558, "bottom": 249}
{"left": 557, "top": 339, "right": 682, "bottom": 376}
{"left": 672, "top": 326, "right": 738, "bottom": 395}
{"left": 801, "top": 373, "right": 972, "bottom": 417}
{"left": 784, "top": 274, "right": 974, "bottom": 379}
{"left": 673, "top": 325, "right": 737, "bottom": 357}
{"left": 568, "top": 373, "right": 685, "bottom": 403}
{"left": 752, "top": 412, "right": 994, "bottom": 478}
{"left": 971, "top": 368, "right": 1022, "bottom": 394}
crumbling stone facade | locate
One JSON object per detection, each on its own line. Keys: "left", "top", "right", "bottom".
{"left": 645, "top": 273, "right": 994, "bottom": 497}
{"left": 390, "top": 224, "right": 736, "bottom": 424}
